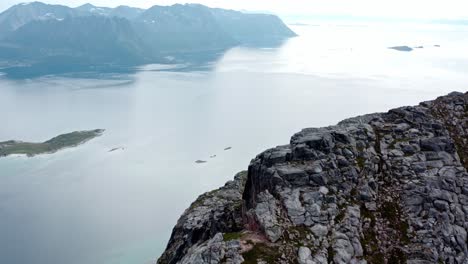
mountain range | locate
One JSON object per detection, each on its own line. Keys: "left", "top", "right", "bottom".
{"left": 0, "top": 2, "right": 296, "bottom": 77}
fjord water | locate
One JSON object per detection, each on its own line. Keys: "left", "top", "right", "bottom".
{"left": 1, "top": 24, "right": 468, "bottom": 264}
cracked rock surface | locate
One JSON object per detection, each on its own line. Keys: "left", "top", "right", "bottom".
{"left": 158, "top": 92, "right": 468, "bottom": 264}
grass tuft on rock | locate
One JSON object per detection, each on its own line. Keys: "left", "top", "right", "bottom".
{"left": 223, "top": 232, "right": 242, "bottom": 241}
{"left": 242, "top": 243, "right": 281, "bottom": 264}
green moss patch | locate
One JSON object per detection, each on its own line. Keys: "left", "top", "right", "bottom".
{"left": 380, "top": 201, "right": 410, "bottom": 244}
{"left": 223, "top": 232, "right": 243, "bottom": 241}
{"left": 361, "top": 205, "right": 382, "bottom": 264}
{"left": 242, "top": 243, "right": 281, "bottom": 264}
{"left": 356, "top": 156, "right": 366, "bottom": 170}
{"left": 284, "top": 226, "right": 311, "bottom": 247}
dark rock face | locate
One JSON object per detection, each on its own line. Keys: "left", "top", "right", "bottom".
{"left": 158, "top": 171, "right": 247, "bottom": 264}
{"left": 158, "top": 92, "right": 468, "bottom": 264}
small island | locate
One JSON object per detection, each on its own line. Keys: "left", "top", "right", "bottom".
{"left": 389, "top": 45, "right": 413, "bottom": 52}
{"left": 109, "top": 147, "right": 125, "bottom": 152}
{"left": 0, "top": 129, "right": 104, "bottom": 157}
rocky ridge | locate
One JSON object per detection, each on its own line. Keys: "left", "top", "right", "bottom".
{"left": 158, "top": 92, "right": 468, "bottom": 264}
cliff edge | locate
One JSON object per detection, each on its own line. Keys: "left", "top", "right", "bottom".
{"left": 158, "top": 92, "right": 468, "bottom": 264}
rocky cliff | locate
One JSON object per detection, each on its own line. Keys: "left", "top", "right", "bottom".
{"left": 158, "top": 92, "right": 468, "bottom": 264}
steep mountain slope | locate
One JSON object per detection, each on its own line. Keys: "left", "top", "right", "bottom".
{"left": 110, "top": 5, "right": 144, "bottom": 20}
{"left": 0, "top": 2, "right": 144, "bottom": 35}
{"left": 0, "top": 2, "right": 79, "bottom": 34}
{"left": 75, "top": 3, "right": 112, "bottom": 16}
{"left": 209, "top": 7, "right": 297, "bottom": 45}
{"left": 135, "top": 4, "right": 238, "bottom": 53}
{"left": 75, "top": 3, "right": 144, "bottom": 20}
{"left": 4, "top": 15, "right": 148, "bottom": 64}
{"left": 158, "top": 92, "right": 468, "bottom": 264}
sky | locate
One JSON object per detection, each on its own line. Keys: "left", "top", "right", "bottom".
{"left": 0, "top": 0, "right": 468, "bottom": 20}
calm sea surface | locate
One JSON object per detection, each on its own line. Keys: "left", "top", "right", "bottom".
{"left": 1, "top": 24, "right": 468, "bottom": 264}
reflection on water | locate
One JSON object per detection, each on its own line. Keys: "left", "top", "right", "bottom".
{"left": 0, "top": 39, "right": 288, "bottom": 80}
{"left": 0, "top": 24, "right": 468, "bottom": 264}
{"left": 0, "top": 49, "right": 226, "bottom": 79}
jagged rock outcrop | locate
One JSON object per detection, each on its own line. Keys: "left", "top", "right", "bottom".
{"left": 158, "top": 92, "right": 468, "bottom": 264}
{"left": 158, "top": 171, "right": 247, "bottom": 264}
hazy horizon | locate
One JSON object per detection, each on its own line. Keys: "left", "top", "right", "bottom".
{"left": 1, "top": 0, "right": 468, "bottom": 20}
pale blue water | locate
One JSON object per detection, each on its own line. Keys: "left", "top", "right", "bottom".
{"left": 1, "top": 24, "right": 468, "bottom": 264}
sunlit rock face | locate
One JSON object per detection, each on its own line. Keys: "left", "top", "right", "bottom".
{"left": 158, "top": 92, "right": 468, "bottom": 264}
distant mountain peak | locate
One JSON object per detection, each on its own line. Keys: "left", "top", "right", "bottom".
{"left": 75, "top": 3, "right": 109, "bottom": 14}
{"left": 115, "top": 5, "right": 138, "bottom": 9}
{"left": 77, "top": 3, "right": 95, "bottom": 9}
{"left": 18, "top": 1, "right": 40, "bottom": 6}
{"left": 13, "top": 1, "right": 45, "bottom": 8}
{"left": 16, "top": 1, "right": 61, "bottom": 8}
